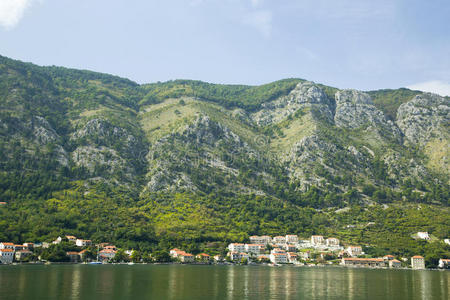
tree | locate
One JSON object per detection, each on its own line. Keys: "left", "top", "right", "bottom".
{"left": 113, "top": 249, "right": 130, "bottom": 263}
{"left": 152, "top": 250, "right": 171, "bottom": 262}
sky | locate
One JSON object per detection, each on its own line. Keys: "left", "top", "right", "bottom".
{"left": 0, "top": 0, "right": 449, "bottom": 95}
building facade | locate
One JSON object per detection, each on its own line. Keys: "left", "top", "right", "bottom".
{"left": 411, "top": 256, "right": 425, "bottom": 269}
{"left": 0, "top": 249, "right": 14, "bottom": 264}
{"left": 311, "top": 236, "right": 324, "bottom": 245}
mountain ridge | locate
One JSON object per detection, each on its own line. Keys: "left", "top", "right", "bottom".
{"left": 0, "top": 54, "right": 448, "bottom": 260}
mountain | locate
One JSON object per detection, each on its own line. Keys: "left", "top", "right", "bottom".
{"left": 0, "top": 55, "right": 448, "bottom": 260}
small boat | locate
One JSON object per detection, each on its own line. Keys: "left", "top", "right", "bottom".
{"left": 89, "top": 261, "right": 102, "bottom": 265}
{"left": 128, "top": 262, "right": 135, "bottom": 265}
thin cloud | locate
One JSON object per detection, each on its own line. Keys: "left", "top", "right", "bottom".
{"left": 407, "top": 80, "right": 450, "bottom": 97}
{"left": 243, "top": 9, "right": 272, "bottom": 38}
{"left": 250, "top": 0, "right": 262, "bottom": 7}
{"left": 0, "top": 0, "right": 37, "bottom": 29}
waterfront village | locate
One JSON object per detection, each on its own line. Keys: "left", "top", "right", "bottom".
{"left": 1, "top": 232, "right": 449, "bottom": 270}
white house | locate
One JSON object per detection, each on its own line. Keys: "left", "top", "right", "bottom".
{"left": 75, "top": 239, "right": 92, "bottom": 247}
{"left": 0, "top": 242, "right": 14, "bottom": 250}
{"left": 0, "top": 249, "right": 15, "bottom": 264}
{"left": 287, "top": 252, "right": 298, "bottom": 263}
{"left": 15, "top": 250, "right": 33, "bottom": 261}
{"left": 417, "top": 232, "right": 430, "bottom": 240}
{"left": 285, "top": 235, "right": 299, "bottom": 244}
{"left": 249, "top": 236, "right": 272, "bottom": 245}
{"left": 228, "top": 243, "right": 245, "bottom": 253}
{"left": 228, "top": 252, "right": 248, "bottom": 261}
{"left": 284, "top": 244, "right": 297, "bottom": 252}
{"left": 272, "top": 236, "right": 286, "bottom": 245}
{"left": 346, "top": 246, "right": 363, "bottom": 257}
{"left": 179, "top": 252, "right": 194, "bottom": 263}
{"left": 270, "top": 249, "right": 288, "bottom": 264}
{"left": 169, "top": 248, "right": 181, "bottom": 258}
{"left": 311, "top": 235, "right": 324, "bottom": 245}
{"left": 326, "top": 238, "right": 340, "bottom": 247}
{"left": 438, "top": 259, "right": 450, "bottom": 269}
{"left": 245, "top": 244, "right": 261, "bottom": 255}
{"left": 66, "top": 236, "right": 77, "bottom": 243}
{"left": 411, "top": 255, "right": 425, "bottom": 269}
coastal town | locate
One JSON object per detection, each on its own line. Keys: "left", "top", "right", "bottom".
{"left": 1, "top": 232, "right": 449, "bottom": 270}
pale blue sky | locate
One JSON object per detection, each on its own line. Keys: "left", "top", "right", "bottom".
{"left": 1, "top": 0, "right": 449, "bottom": 95}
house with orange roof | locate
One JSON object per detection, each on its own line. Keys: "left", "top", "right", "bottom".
{"left": 285, "top": 235, "right": 299, "bottom": 244}
{"left": 76, "top": 239, "right": 92, "bottom": 247}
{"left": 389, "top": 259, "right": 401, "bottom": 268}
{"left": 0, "top": 248, "right": 15, "bottom": 264}
{"left": 245, "top": 244, "right": 262, "bottom": 255}
{"left": 14, "top": 244, "right": 26, "bottom": 251}
{"left": 66, "top": 236, "right": 77, "bottom": 243}
{"left": 346, "top": 246, "right": 363, "bottom": 257}
{"left": 15, "top": 250, "right": 33, "bottom": 261}
{"left": 273, "top": 236, "right": 286, "bottom": 245}
{"left": 0, "top": 202, "right": 7, "bottom": 205}
{"left": 227, "top": 251, "right": 249, "bottom": 261}
{"left": 66, "top": 251, "right": 81, "bottom": 262}
{"left": 196, "top": 253, "right": 210, "bottom": 262}
{"left": 341, "top": 258, "right": 386, "bottom": 268}
{"left": 0, "top": 242, "right": 14, "bottom": 250}
{"left": 411, "top": 255, "right": 425, "bottom": 269}
{"left": 287, "top": 252, "right": 298, "bottom": 263}
{"left": 99, "top": 249, "right": 116, "bottom": 262}
{"left": 169, "top": 248, "right": 183, "bottom": 258}
{"left": 249, "top": 236, "right": 272, "bottom": 245}
{"left": 438, "top": 258, "right": 450, "bottom": 269}
{"left": 179, "top": 252, "right": 194, "bottom": 263}
{"left": 270, "top": 252, "right": 288, "bottom": 264}
{"left": 311, "top": 235, "right": 325, "bottom": 245}
{"left": 326, "top": 238, "right": 340, "bottom": 247}
{"left": 228, "top": 243, "right": 245, "bottom": 252}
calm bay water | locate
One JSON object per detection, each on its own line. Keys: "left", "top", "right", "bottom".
{"left": 0, "top": 265, "right": 448, "bottom": 300}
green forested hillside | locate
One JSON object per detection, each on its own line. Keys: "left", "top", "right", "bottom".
{"left": 0, "top": 55, "right": 448, "bottom": 261}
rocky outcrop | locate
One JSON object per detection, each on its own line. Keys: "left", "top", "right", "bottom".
{"left": 396, "top": 93, "right": 449, "bottom": 144}
{"left": 334, "top": 90, "right": 401, "bottom": 139}
{"left": 71, "top": 146, "right": 133, "bottom": 177}
{"left": 251, "top": 81, "right": 334, "bottom": 125}
{"left": 183, "top": 115, "right": 243, "bottom": 147}
{"left": 31, "top": 116, "right": 59, "bottom": 145}
{"left": 72, "top": 118, "right": 139, "bottom": 152}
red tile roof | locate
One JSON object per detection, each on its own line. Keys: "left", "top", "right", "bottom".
{"left": 412, "top": 255, "right": 424, "bottom": 259}
{"left": 344, "top": 258, "right": 384, "bottom": 262}
{"left": 100, "top": 249, "right": 116, "bottom": 253}
{"left": 1, "top": 242, "right": 14, "bottom": 246}
{"left": 0, "top": 249, "right": 14, "bottom": 252}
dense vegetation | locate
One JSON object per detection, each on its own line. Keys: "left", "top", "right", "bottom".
{"left": 0, "top": 54, "right": 448, "bottom": 264}
{"left": 140, "top": 78, "right": 303, "bottom": 110}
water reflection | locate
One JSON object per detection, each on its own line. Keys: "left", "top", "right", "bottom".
{"left": 1, "top": 265, "right": 449, "bottom": 300}
{"left": 70, "top": 265, "right": 81, "bottom": 300}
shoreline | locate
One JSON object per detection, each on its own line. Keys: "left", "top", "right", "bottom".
{"left": 1, "top": 262, "right": 447, "bottom": 271}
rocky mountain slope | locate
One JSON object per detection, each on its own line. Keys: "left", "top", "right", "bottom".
{"left": 0, "top": 55, "right": 448, "bottom": 252}
{"left": 1, "top": 55, "right": 448, "bottom": 205}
